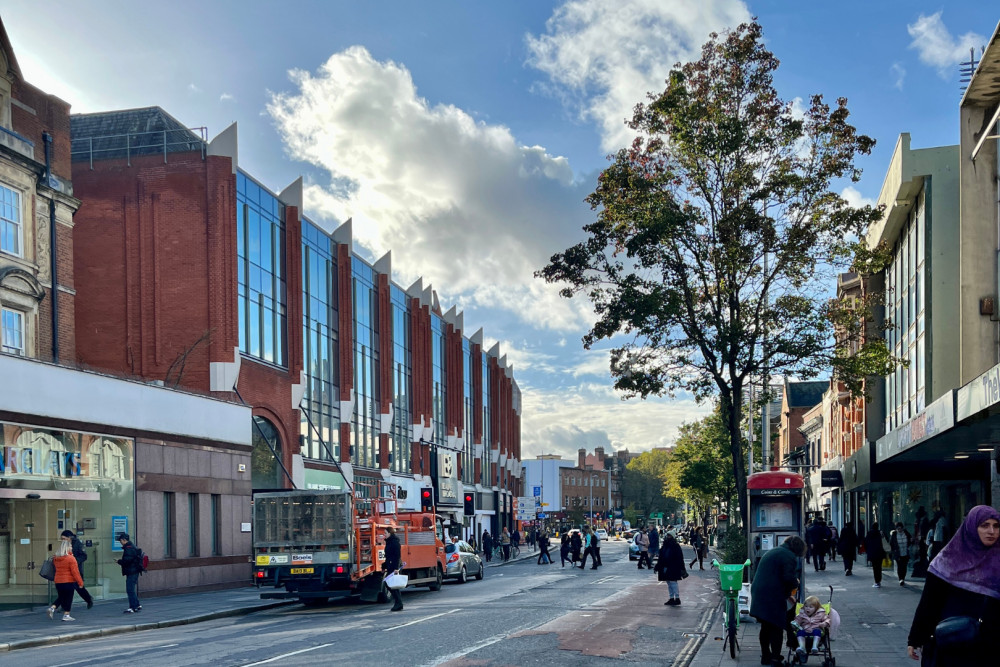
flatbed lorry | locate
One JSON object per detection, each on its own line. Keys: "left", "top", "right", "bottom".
{"left": 252, "top": 481, "right": 447, "bottom": 604}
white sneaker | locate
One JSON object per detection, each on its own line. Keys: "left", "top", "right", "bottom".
{"left": 62, "top": 615, "right": 75, "bottom": 621}
{"left": 872, "top": 583, "right": 881, "bottom": 588}
{"left": 47, "top": 606, "right": 55, "bottom": 619}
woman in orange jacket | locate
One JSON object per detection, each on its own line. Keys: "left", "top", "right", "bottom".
{"left": 47, "top": 540, "right": 84, "bottom": 621}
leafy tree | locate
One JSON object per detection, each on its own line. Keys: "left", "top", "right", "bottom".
{"left": 666, "top": 406, "right": 735, "bottom": 524}
{"left": 621, "top": 449, "right": 674, "bottom": 516}
{"left": 537, "top": 21, "right": 891, "bottom": 527}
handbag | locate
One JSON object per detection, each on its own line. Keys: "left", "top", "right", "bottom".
{"left": 39, "top": 557, "right": 56, "bottom": 581}
{"left": 934, "top": 616, "right": 981, "bottom": 649}
{"left": 881, "top": 555, "right": 893, "bottom": 568}
{"left": 384, "top": 573, "right": 408, "bottom": 590}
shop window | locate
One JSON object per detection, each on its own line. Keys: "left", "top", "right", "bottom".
{"left": 1, "top": 307, "right": 24, "bottom": 355}
{"left": 0, "top": 183, "right": 21, "bottom": 257}
{"left": 211, "top": 494, "right": 221, "bottom": 556}
{"left": 164, "top": 492, "right": 175, "bottom": 558}
{"left": 189, "top": 494, "right": 199, "bottom": 557}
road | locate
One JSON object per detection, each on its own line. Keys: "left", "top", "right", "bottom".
{"left": 14, "top": 541, "right": 719, "bottom": 666}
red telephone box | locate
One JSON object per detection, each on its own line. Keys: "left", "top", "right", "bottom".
{"left": 747, "top": 471, "right": 805, "bottom": 583}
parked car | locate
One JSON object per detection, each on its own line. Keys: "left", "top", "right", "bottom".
{"left": 621, "top": 529, "right": 635, "bottom": 541}
{"left": 595, "top": 529, "right": 609, "bottom": 541}
{"left": 628, "top": 534, "right": 641, "bottom": 560}
{"left": 444, "top": 540, "right": 484, "bottom": 583}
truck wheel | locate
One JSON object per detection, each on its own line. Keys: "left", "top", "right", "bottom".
{"left": 429, "top": 566, "right": 443, "bottom": 591}
{"left": 301, "top": 597, "right": 328, "bottom": 607}
{"left": 458, "top": 566, "right": 467, "bottom": 584}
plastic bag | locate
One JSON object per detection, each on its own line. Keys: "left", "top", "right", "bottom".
{"left": 385, "top": 573, "right": 408, "bottom": 590}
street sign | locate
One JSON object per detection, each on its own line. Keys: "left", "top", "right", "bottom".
{"left": 516, "top": 496, "right": 536, "bottom": 521}
{"left": 540, "top": 503, "right": 549, "bottom": 507}
{"left": 537, "top": 513, "right": 547, "bottom": 519}
{"left": 533, "top": 486, "right": 541, "bottom": 497}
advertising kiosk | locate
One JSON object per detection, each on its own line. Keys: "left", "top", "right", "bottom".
{"left": 747, "top": 470, "right": 806, "bottom": 603}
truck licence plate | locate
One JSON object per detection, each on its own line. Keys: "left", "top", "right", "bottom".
{"left": 290, "top": 567, "right": 314, "bottom": 574}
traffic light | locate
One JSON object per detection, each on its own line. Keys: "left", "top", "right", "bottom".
{"left": 420, "top": 487, "right": 434, "bottom": 512}
{"left": 463, "top": 492, "right": 475, "bottom": 516}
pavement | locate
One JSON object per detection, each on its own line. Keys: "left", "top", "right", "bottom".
{"left": 688, "top": 555, "right": 923, "bottom": 667}
{"left": 0, "top": 542, "right": 539, "bottom": 653}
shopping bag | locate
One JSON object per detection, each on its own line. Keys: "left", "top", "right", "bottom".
{"left": 384, "top": 573, "right": 408, "bottom": 590}
{"left": 881, "top": 555, "right": 893, "bottom": 569}
{"left": 39, "top": 557, "right": 56, "bottom": 581}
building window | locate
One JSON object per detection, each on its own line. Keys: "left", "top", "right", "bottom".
{"left": 211, "top": 494, "right": 221, "bottom": 555}
{"left": 188, "top": 494, "right": 199, "bottom": 557}
{"left": 1, "top": 308, "right": 24, "bottom": 355}
{"left": 0, "top": 184, "right": 21, "bottom": 257}
{"left": 164, "top": 492, "right": 175, "bottom": 558}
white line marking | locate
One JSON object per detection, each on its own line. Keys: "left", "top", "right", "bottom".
{"left": 383, "top": 608, "right": 460, "bottom": 631}
{"left": 242, "top": 642, "right": 335, "bottom": 666}
{"left": 156, "top": 644, "right": 179, "bottom": 649}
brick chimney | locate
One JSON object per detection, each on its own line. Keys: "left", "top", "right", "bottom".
{"left": 578, "top": 448, "right": 586, "bottom": 468}
{"left": 595, "top": 447, "right": 605, "bottom": 468}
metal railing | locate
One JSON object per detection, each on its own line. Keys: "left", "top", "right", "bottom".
{"left": 71, "top": 126, "right": 208, "bottom": 168}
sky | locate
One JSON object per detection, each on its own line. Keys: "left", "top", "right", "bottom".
{"left": 3, "top": 1, "right": 998, "bottom": 462}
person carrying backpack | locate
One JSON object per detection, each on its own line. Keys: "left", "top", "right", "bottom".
{"left": 115, "top": 532, "right": 144, "bottom": 613}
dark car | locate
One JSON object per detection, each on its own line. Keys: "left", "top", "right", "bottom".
{"left": 444, "top": 540, "right": 484, "bottom": 583}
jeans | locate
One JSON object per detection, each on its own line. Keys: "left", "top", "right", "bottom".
{"left": 125, "top": 572, "right": 140, "bottom": 609}
{"left": 667, "top": 579, "right": 679, "bottom": 598}
{"left": 812, "top": 551, "right": 826, "bottom": 570}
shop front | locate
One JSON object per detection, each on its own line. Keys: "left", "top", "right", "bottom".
{"left": 0, "top": 420, "right": 134, "bottom": 609}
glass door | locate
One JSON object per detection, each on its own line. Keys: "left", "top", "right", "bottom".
{"left": 2, "top": 499, "right": 52, "bottom": 609}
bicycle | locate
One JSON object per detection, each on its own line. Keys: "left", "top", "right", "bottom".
{"left": 492, "top": 543, "right": 520, "bottom": 561}
{"left": 711, "top": 558, "right": 751, "bottom": 659}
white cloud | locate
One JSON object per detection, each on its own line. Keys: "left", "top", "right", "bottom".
{"left": 187, "top": 83, "right": 201, "bottom": 94}
{"left": 220, "top": 92, "right": 236, "bottom": 102}
{"left": 268, "top": 46, "right": 596, "bottom": 333}
{"left": 525, "top": 0, "right": 751, "bottom": 152}
{"left": 520, "top": 384, "right": 712, "bottom": 459}
{"left": 841, "top": 185, "right": 876, "bottom": 209}
{"left": 907, "top": 12, "right": 985, "bottom": 79}
{"left": 890, "top": 62, "right": 906, "bottom": 91}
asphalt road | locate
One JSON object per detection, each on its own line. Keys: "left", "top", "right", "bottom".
{"left": 13, "top": 541, "right": 719, "bottom": 666}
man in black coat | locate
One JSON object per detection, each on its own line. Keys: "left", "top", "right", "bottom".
{"left": 838, "top": 522, "right": 859, "bottom": 575}
{"left": 750, "top": 535, "right": 805, "bottom": 667}
{"left": 383, "top": 525, "right": 404, "bottom": 611}
{"left": 806, "top": 519, "right": 828, "bottom": 571}
{"left": 482, "top": 529, "right": 493, "bottom": 562}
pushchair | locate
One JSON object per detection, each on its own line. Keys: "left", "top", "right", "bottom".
{"left": 785, "top": 585, "right": 839, "bottom": 667}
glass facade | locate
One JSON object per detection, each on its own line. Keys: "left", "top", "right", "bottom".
{"left": 431, "top": 314, "right": 446, "bottom": 447}
{"left": 0, "top": 421, "right": 135, "bottom": 609}
{"left": 236, "top": 171, "right": 287, "bottom": 367}
{"left": 885, "top": 190, "right": 926, "bottom": 432}
{"left": 351, "top": 257, "right": 379, "bottom": 469}
{"left": 390, "top": 285, "right": 411, "bottom": 474}
{"left": 462, "top": 339, "right": 474, "bottom": 484}
{"left": 482, "top": 352, "right": 492, "bottom": 486}
{"left": 301, "top": 220, "right": 340, "bottom": 461}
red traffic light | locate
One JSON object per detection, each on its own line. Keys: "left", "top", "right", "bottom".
{"left": 422, "top": 490, "right": 432, "bottom": 498}
{"left": 465, "top": 494, "right": 473, "bottom": 502}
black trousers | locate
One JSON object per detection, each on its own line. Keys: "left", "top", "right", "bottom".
{"left": 842, "top": 555, "right": 855, "bottom": 574}
{"left": 896, "top": 555, "right": 909, "bottom": 581}
{"left": 537, "top": 546, "right": 550, "bottom": 564}
{"left": 580, "top": 546, "right": 593, "bottom": 567}
{"left": 872, "top": 559, "right": 883, "bottom": 584}
{"left": 389, "top": 587, "right": 403, "bottom": 610}
{"left": 592, "top": 547, "right": 602, "bottom": 566}
{"left": 759, "top": 619, "right": 785, "bottom": 663}
{"left": 812, "top": 551, "right": 826, "bottom": 570}
{"left": 55, "top": 583, "right": 76, "bottom": 613}
{"left": 637, "top": 551, "right": 651, "bottom": 568}
{"left": 52, "top": 583, "right": 92, "bottom": 608}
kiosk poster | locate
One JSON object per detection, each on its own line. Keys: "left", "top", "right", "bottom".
{"left": 757, "top": 502, "right": 793, "bottom": 528}
{"left": 112, "top": 516, "right": 128, "bottom": 552}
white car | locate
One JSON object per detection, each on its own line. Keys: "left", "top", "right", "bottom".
{"left": 595, "top": 529, "right": 609, "bottom": 541}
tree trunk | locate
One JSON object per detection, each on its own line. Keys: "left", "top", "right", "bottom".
{"left": 721, "top": 388, "right": 749, "bottom": 529}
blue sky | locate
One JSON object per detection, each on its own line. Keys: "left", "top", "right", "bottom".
{"left": 4, "top": 1, "right": 998, "bottom": 461}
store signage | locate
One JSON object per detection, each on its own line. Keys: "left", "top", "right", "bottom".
{"left": 876, "top": 390, "right": 955, "bottom": 463}
{"left": 959, "top": 363, "right": 1000, "bottom": 421}
{"left": 0, "top": 446, "right": 81, "bottom": 477}
{"left": 749, "top": 488, "right": 801, "bottom": 496}
{"left": 820, "top": 470, "right": 843, "bottom": 487}
{"left": 436, "top": 451, "right": 462, "bottom": 505}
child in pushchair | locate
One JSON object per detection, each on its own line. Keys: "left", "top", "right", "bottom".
{"left": 787, "top": 589, "right": 839, "bottom": 666}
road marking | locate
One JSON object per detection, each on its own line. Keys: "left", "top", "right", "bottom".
{"left": 593, "top": 575, "right": 619, "bottom": 584}
{"left": 241, "top": 643, "right": 335, "bottom": 666}
{"left": 383, "top": 608, "right": 460, "bottom": 631}
{"left": 156, "top": 644, "right": 179, "bottom": 649}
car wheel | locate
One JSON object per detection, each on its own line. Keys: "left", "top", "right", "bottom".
{"left": 475, "top": 563, "right": 484, "bottom": 580}
{"left": 458, "top": 566, "right": 468, "bottom": 583}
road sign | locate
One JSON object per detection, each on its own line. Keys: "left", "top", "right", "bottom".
{"left": 540, "top": 503, "right": 549, "bottom": 507}
{"left": 537, "top": 513, "right": 547, "bottom": 519}
{"left": 533, "top": 486, "right": 541, "bottom": 497}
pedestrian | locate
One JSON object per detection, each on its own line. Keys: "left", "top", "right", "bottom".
{"left": 383, "top": 525, "right": 404, "bottom": 612}
{"left": 807, "top": 518, "right": 828, "bottom": 571}
{"left": 115, "top": 532, "right": 142, "bottom": 613}
{"left": 689, "top": 527, "right": 706, "bottom": 570}
{"left": 930, "top": 510, "right": 949, "bottom": 560}
{"left": 51, "top": 530, "right": 93, "bottom": 610}
{"left": 647, "top": 526, "right": 659, "bottom": 569}
{"left": 655, "top": 531, "right": 688, "bottom": 606}
{"left": 592, "top": 529, "right": 602, "bottom": 568}
{"left": 512, "top": 528, "right": 521, "bottom": 550}
{"left": 570, "top": 529, "right": 583, "bottom": 565}
{"left": 750, "top": 535, "right": 806, "bottom": 667}
{"left": 482, "top": 529, "right": 493, "bottom": 562}
{"left": 500, "top": 527, "right": 512, "bottom": 562}
{"left": 864, "top": 522, "right": 886, "bottom": 588}
{"left": 537, "top": 532, "right": 552, "bottom": 564}
{"left": 560, "top": 533, "right": 570, "bottom": 567}
{"left": 838, "top": 521, "right": 858, "bottom": 576}
{"left": 907, "top": 505, "right": 1000, "bottom": 665}
{"left": 46, "top": 539, "right": 85, "bottom": 622}
{"left": 580, "top": 527, "right": 595, "bottom": 569}
{"left": 828, "top": 524, "right": 838, "bottom": 562}
{"left": 636, "top": 528, "right": 651, "bottom": 569}
{"left": 891, "top": 521, "right": 912, "bottom": 586}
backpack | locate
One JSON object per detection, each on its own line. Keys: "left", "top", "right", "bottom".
{"left": 135, "top": 547, "right": 149, "bottom": 574}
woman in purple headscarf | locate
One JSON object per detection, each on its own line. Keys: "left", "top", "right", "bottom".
{"left": 906, "top": 505, "right": 1000, "bottom": 665}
